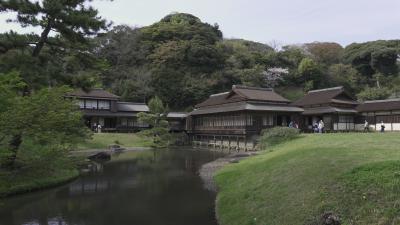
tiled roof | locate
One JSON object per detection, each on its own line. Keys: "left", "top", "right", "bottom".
{"left": 293, "top": 86, "right": 358, "bottom": 106}
{"left": 190, "top": 102, "right": 303, "bottom": 115}
{"left": 67, "top": 88, "right": 120, "bottom": 100}
{"left": 356, "top": 98, "right": 400, "bottom": 112}
{"left": 195, "top": 85, "right": 290, "bottom": 108}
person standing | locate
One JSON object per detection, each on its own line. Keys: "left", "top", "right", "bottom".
{"left": 380, "top": 121, "right": 385, "bottom": 132}
{"left": 318, "top": 120, "right": 325, "bottom": 133}
{"left": 97, "top": 124, "right": 102, "bottom": 133}
{"left": 364, "top": 120, "right": 369, "bottom": 132}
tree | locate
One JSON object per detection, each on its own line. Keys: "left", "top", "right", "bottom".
{"left": 297, "top": 58, "right": 323, "bottom": 89}
{"left": 327, "top": 64, "right": 363, "bottom": 94}
{"left": 357, "top": 87, "right": 391, "bottom": 101}
{"left": 0, "top": 84, "right": 90, "bottom": 168}
{"left": 304, "top": 42, "right": 343, "bottom": 65}
{"left": 137, "top": 97, "right": 171, "bottom": 148}
{"left": 0, "top": 0, "right": 110, "bottom": 57}
{"left": 263, "top": 67, "right": 288, "bottom": 88}
{"left": 343, "top": 40, "right": 400, "bottom": 78}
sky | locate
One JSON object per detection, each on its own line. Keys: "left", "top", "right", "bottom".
{"left": 1, "top": 0, "right": 399, "bottom": 47}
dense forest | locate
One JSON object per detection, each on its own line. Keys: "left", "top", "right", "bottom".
{"left": 1, "top": 5, "right": 400, "bottom": 110}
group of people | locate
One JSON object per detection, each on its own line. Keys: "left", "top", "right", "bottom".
{"left": 92, "top": 123, "right": 103, "bottom": 133}
{"left": 363, "top": 120, "right": 386, "bottom": 132}
{"left": 313, "top": 120, "right": 325, "bottom": 133}
{"left": 288, "top": 121, "right": 299, "bottom": 129}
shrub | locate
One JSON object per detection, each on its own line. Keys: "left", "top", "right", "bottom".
{"left": 259, "top": 127, "right": 300, "bottom": 149}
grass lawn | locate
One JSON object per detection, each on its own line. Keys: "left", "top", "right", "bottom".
{"left": 0, "top": 168, "right": 78, "bottom": 197}
{"left": 215, "top": 133, "right": 400, "bottom": 225}
{"left": 77, "top": 133, "right": 153, "bottom": 150}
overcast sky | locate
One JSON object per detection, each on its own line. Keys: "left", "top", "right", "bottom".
{"left": 1, "top": 0, "right": 399, "bottom": 47}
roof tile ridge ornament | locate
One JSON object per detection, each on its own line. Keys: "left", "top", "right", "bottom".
{"left": 308, "top": 86, "right": 343, "bottom": 93}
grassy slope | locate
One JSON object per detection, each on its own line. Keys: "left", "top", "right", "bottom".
{"left": 77, "top": 133, "right": 153, "bottom": 150}
{"left": 215, "top": 133, "right": 400, "bottom": 225}
{"left": 0, "top": 168, "right": 78, "bottom": 197}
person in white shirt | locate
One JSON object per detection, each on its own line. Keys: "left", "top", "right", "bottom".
{"left": 318, "top": 120, "right": 325, "bottom": 133}
{"left": 97, "top": 124, "right": 102, "bottom": 133}
{"left": 364, "top": 120, "right": 369, "bottom": 132}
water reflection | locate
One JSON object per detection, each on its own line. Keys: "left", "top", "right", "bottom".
{"left": 0, "top": 148, "right": 224, "bottom": 225}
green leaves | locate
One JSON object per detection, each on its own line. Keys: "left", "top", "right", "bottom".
{"left": 137, "top": 97, "right": 171, "bottom": 148}
{"left": 0, "top": 83, "right": 90, "bottom": 168}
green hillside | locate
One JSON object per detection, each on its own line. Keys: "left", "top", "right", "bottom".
{"left": 215, "top": 133, "right": 400, "bottom": 225}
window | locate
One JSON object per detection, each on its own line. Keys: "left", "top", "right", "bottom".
{"left": 246, "top": 115, "right": 253, "bottom": 126}
{"left": 98, "top": 100, "right": 110, "bottom": 109}
{"left": 128, "top": 119, "right": 134, "bottom": 127}
{"left": 78, "top": 100, "right": 85, "bottom": 109}
{"left": 120, "top": 118, "right": 127, "bottom": 126}
{"left": 262, "top": 114, "right": 273, "bottom": 126}
{"left": 85, "top": 100, "right": 97, "bottom": 109}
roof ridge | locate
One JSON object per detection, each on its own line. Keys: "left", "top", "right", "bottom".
{"left": 308, "top": 86, "right": 343, "bottom": 93}
{"left": 232, "top": 85, "right": 273, "bottom": 91}
{"left": 363, "top": 98, "right": 400, "bottom": 103}
{"left": 210, "top": 91, "right": 230, "bottom": 97}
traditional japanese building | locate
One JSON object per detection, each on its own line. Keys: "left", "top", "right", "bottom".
{"left": 187, "top": 85, "right": 304, "bottom": 148}
{"left": 356, "top": 98, "right": 400, "bottom": 131}
{"left": 292, "top": 86, "right": 359, "bottom": 132}
{"left": 66, "top": 89, "right": 150, "bottom": 132}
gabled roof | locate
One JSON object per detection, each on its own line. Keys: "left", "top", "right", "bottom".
{"left": 292, "top": 86, "right": 358, "bottom": 106}
{"left": 195, "top": 85, "right": 290, "bottom": 108}
{"left": 117, "top": 102, "right": 149, "bottom": 112}
{"left": 356, "top": 98, "right": 400, "bottom": 112}
{"left": 67, "top": 88, "right": 120, "bottom": 100}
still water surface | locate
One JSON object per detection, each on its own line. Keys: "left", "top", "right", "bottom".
{"left": 0, "top": 148, "right": 224, "bottom": 225}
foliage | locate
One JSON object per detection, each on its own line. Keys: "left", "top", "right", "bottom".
{"left": 77, "top": 133, "right": 153, "bottom": 150}
{"left": 137, "top": 96, "right": 171, "bottom": 148}
{"left": 297, "top": 58, "right": 322, "bottom": 89}
{"left": 0, "top": 0, "right": 109, "bottom": 56}
{"left": 259, "top": 127, "right": 300, "bottom": 148}
{"left": 263, "top": 67, "right": 288, "bottom": 88}
{"left": 1, "top": 9, "right": 400, "bottom": 109}
{"left": 343, "top": 40, "right": 400, "bottom": 77}
{"left": 215, "top": 133, "right": 400, "bottom": 225}
{"left": 0, "top": 84, "right": 90, "bottom": 168}
{"left": 0, "top": 0, "right": 110, "bottom": 90}
{"left": 304, "top": 42, "right": 344, "bottom": 65}
{"left": 0, "top": 166, "right": 78, "bottom": 197}
{"left": 356, "top": 86, "right": 391, "bottom": 101}
{"left": 327, "top": 64, "right": 363, "bottom": 94}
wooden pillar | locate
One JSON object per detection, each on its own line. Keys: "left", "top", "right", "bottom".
{"left": 236, "top": 136, "right": 239, "bottom": 151}
{"left": 228, "top": 136, "right": 231, "bottom": 152}
{"left": 244, "top": 137, "right": 247, "bottom": 152}
{"left": 391, "top": 111, "right": 393, "bottom": 131}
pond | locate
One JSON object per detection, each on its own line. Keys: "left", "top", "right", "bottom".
{"left": 0, "top": 148, "right": 225, "bottom": 225}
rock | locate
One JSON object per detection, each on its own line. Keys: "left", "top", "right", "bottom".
{"left": 88, "top": 152, "right": 111, "bottom": 160}
{"left": 321, "top": 212, "right": 341, "bottom": 225}
{"left": 229, "top": 159, "right": 240, "bottom": 163}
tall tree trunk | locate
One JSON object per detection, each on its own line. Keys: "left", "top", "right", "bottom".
{"left": 32, "top": 19, "right": 53, "bottom": 57}
{"left": 5, "top": 134, "right": 22, "bottom": 168}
